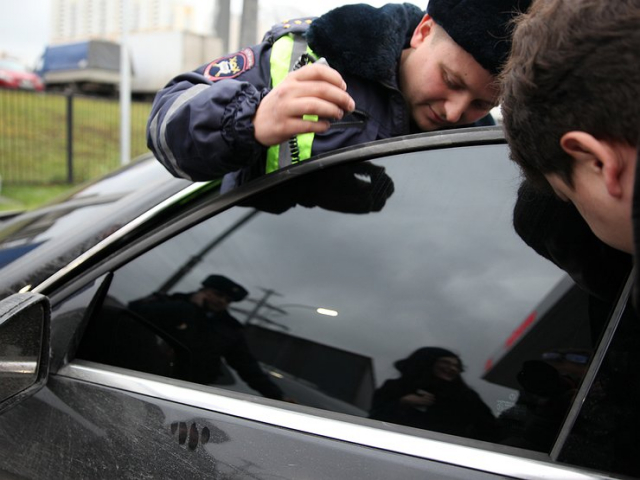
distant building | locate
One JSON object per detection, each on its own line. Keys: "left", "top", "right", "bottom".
{"left": 50, "top": 0, "right": 217, "bottom": 43}
{"left": 48, "top": 0, "right": 268, "bottom": 64}
{"left": 45, "top": 0, "right": 238, "bottom": 96}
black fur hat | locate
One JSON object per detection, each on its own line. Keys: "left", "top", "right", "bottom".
{"left": 202, "top": 275, "right": 248, "bottom": 302}
{"left": 427, "top": 0, "right": 532, "bottom": 75}
{"left": 394, "top": 347, "right": 463, "bottom": 375}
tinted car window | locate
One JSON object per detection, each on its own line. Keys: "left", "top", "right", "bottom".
{"left": 559, "top": 301, "right": 640, "bottom": 477}
{"left": 78, "top": 144, "right": 613, "bottom": 450}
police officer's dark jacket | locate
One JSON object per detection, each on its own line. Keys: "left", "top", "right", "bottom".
{"left": 130, "top": 293, "right": 284, "bottom": 400}
{"left": 147, "top": 3, "right": 424, "bottom": 188}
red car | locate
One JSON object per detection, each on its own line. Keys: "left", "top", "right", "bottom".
{"left": 0, "top": 59, "right": 44, "bottom": 91}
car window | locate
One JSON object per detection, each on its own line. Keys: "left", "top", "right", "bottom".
{"left": 558, "top": 297, "right": 640, "bottom": 478}
{"left": 75, "top": 144, "right": 618, "bottom": 452}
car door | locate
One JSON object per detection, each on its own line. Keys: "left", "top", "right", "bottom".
{"left": 0, "top": 127, "right": 629, "bottom": 479}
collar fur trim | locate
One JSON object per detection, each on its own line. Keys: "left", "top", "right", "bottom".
{"left": 306, "top": 3, "right": 423, "bottom": 83}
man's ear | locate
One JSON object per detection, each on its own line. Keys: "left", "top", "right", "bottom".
{"left": 560, "top": 131, "right": 624, "bottom": 198}
{"left": 410, "top": 14, "right": 434, "bottom": 48}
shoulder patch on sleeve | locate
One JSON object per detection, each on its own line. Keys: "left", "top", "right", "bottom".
{"left": 204, "top": 48, "right": 255, "bottom": 81}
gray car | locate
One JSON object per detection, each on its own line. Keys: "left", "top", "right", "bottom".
{"left": 0, "top": 126, "right": 636, "bottom": 479}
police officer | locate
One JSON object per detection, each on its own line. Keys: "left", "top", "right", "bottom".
{"left": 147, "top": 0, "right": 531, "bottom": 188}
{"left": 130, "top": 274, "right": 285, "bottom": 400}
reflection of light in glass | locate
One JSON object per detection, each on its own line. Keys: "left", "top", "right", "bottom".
{"left": 275, "top": 303, "right": 339, "bottom": 317}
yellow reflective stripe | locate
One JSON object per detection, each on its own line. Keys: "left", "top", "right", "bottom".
{"left": 271, "top": 35, "right": 295, "bottom": 87}
{"left": 305, "top": 45, "right": 318, "bottom": 62}
{"left": 299, "top": 44, "right": 319, "bottom": 162}
{"left": 297, "top": 127, "right": 316, "bottom": 161}
{"left": 266, "top": 35, "right": 294, "bottom": 174}
{"left": 266, "top": 140, "right": 280, "bottom": 173}
{"left": 265, "top": 138, "right": 280, "bottom": 175}
{"left": 266, "top": 38, "right": 318, "bottom": 174}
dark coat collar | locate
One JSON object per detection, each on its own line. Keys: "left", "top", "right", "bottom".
{"left": 633, "top": 148, "right": 640, "bottom": 309}
{"left": 306, "top": 3, "right": 423, "bottom": 84}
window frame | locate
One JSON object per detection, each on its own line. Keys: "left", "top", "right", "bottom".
{"left": 551, "top": 271, "right": 635, "bottom": 462}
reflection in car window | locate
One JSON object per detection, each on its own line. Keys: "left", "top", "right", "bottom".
{"left": 79, "top": 144, "right": 615, "bottom": 450}
{"left": 559, "top": 303, "right": 640, "bottom": 477}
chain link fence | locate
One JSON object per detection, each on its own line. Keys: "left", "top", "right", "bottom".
{"left": 0, "top": 89, "right": 152, "bottom": 185}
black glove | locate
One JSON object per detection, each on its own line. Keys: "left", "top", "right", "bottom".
{"left": 296, "top": 162, "right": 395, "bottom": 214}
{"left": 240, "top": 162, "right": 395, "bottom": 215}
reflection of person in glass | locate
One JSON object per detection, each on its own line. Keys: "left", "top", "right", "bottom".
{"left": 499, "top": 349, "right": 591, "bottom": 451}
{"left": 129, "top": 275, "right": 285, "bottom": 401}
{"left": 370, "top": 347, "right": 497, "bottom": 441}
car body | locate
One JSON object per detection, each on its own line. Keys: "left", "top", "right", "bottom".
{"left": 0, "top": 59, "right": 45, "bottom": 91}
{"left": 0, "top": 126, "right": 637, "bottom": 479}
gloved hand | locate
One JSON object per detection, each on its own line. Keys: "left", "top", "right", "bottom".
{"left": 240, "top": 161, "right": 395, "bottom": 215}
{"left": 297, "top": 162, "right": 395, "bottom": 214}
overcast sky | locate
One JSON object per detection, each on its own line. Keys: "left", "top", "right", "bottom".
{"left": 0, "top": 0, "right": 401, "bottom": 67}
{"left": 0, "top": 1, "right": 53, "bottom": 65}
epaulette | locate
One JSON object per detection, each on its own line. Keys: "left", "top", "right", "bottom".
{"left": 262, "top": 17, "right": 315, "bottom": 43}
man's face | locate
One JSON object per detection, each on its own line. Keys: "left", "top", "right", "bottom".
{"left": 546, "top": 164, "right": 634, "bottom": 254}
{"left": 200, "top": 288, "right": 232, "bottom": 312}
{"left": 432, "top": 356, "right": 462, "bottom": 382}
{"left": 398, "top": 15, "right": 499, "bottom": 131}
{"left": 545, "top": 137, "right": 638, "bottom": 254}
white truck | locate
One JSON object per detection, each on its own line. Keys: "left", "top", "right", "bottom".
{"left": 128, "top": 31, "right": 223, "bottom": 98}
{"left": 38, "top": 40, "right": 121, "bottom": 94}
{"left": 38, "top": 33, "right": 223, "bottom": 97}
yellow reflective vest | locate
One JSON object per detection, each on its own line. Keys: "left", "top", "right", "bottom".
{"left": 266, "top": 34, "right": 319, "bottom": 174}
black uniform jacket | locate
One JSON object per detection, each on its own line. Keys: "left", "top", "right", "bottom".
{"left": 130, "top": 293, "right": 283, "bottom": 400}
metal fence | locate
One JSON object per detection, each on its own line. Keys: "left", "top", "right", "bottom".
{"left": 0, "top": 89, "right": 152, "bottom": 185}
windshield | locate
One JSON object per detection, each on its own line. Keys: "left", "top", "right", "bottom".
{"left": 0, "top": 156, "right": 190, "bottom": 296}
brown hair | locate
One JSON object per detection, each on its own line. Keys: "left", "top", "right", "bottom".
{"left": 500, "top": 0, "right": 640, "bottom": 192}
